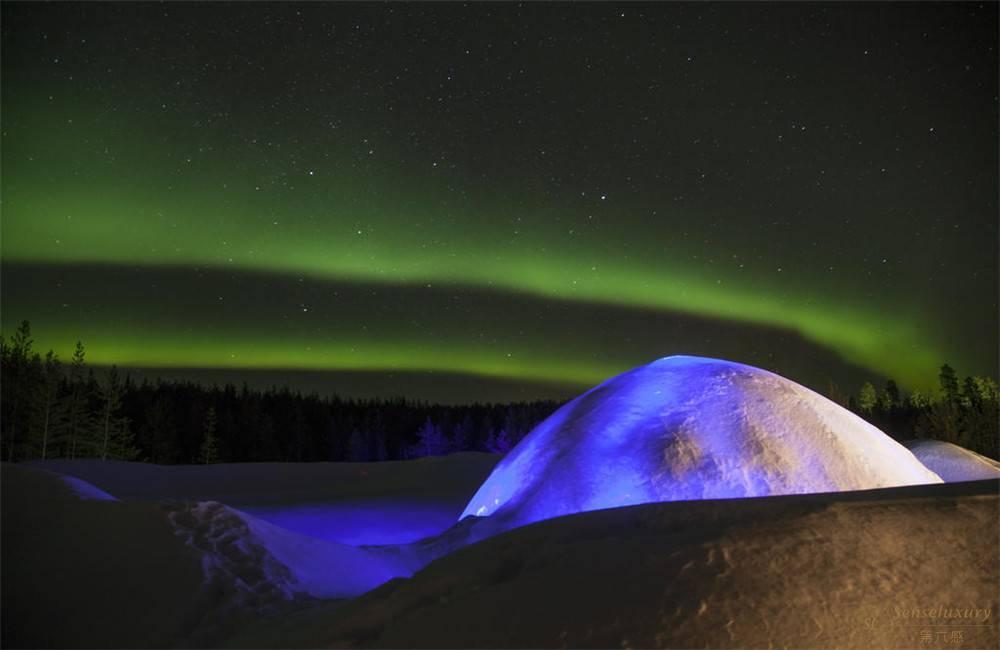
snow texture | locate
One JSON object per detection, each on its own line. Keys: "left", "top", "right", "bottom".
{"left": 904, "top": 439, "right": 1000, "bottom": 482}
{"left": 165, "top": 500, "right": 421, "bottom": 601}
{"left": 3, "top": 455, "right": 497, "bottom": 648}
{"left": 59, "top": 473, "right": 119, "bottom": 501}
{"left": 463, "top": 356, "right": 942, "bottom": 530}
{"left": 30, "top": 453, "right": 499, "bottom": 547}
{"left": 229, "top": 480, "right": 999, "bottom": 650}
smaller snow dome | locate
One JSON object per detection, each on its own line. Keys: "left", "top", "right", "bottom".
{"left": 903, "top": 440, "right": 1000, "bottom": 482}
{"left": 462, "top": 356, "right": 942, "bottom": 529}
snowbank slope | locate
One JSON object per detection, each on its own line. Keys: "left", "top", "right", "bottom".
{"left": 230, "top": 480, "right": 999, "bottom": 650}
{"left": 904, "top": 439, "right": 1000, "bottom": 482}
{"left": 1, "top": 464, "right": 429, "bottom": 648}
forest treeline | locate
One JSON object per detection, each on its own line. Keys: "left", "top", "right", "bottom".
{"left": 0, "top": 321, "right": 558, "bottom": 464}
{"left": 1, "top": 320, "right": 997, "bottom": 463}
{"left": 834, "top": 368, "right": 998, "bottom": 460}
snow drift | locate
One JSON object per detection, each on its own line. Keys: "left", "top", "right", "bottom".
{"left": 2, "top": 459, "right": 491, "bottom": 648}
{"left": 30, "top": 453, "right": 500, "bottom": 545}
{"left": 904, "top": 439, "right": 1000, "bottom": 482}
{"left": 462, "top": 355, "right": 942, "bottom": 529}
{"left": 234, "top": 480, "right": 998, "bottom": 650}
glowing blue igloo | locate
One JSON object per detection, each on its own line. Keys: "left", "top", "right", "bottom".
{"left": 462, "top": 356, "right": 941, "bottom": 529}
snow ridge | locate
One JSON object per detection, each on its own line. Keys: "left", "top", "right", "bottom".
{"left": 165, "top": 501, "right": 308, "bottom": 614}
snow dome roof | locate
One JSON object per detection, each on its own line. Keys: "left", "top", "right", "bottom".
{"left": 462, "top": 356, "right": 942, "bottom": 528}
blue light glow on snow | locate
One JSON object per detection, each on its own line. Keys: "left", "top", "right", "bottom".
{"left": 240, "top": 499, "right": 461, "bottom": 545}
{"left": 460, "top": 355, "right": 941, "bottom": 530}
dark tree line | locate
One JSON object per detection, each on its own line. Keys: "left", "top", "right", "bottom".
{"left": 2, "top": 320, "right": 997, "bottom": 464}
{"left": 839, "top": 364, "right": 999, "bottom": 459}
{"left": 0, "top": 321, "right": 559, "bottom": 464}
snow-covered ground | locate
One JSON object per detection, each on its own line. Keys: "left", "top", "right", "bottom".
{"left": 904, "top": 439, "right": 1000, "bottom": 482}
{"left": 4, "top": 358, "right": 995, "bottom": 649}
{"left": 228, "top": 480, "right": 1000, "bottom": 650}
{"left": 5, "top": 457, "right": 996, "bottom": 649}
{"left": 31, "top": 453, "right": 499, "bottom": 546}
{"left": 3, "top": 455, "right": 498, "bottom": 648}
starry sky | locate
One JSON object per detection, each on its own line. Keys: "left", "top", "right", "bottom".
{"left": 2, "top": 2, "right": 997, "bottom": 403}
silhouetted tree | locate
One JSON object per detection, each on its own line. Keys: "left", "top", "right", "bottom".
{"left": 939, "top": 364, "right": 960, "bottom": 404}
{"left": 415, "top": 416, "right": 448, "bottom": 456}
{"left": 485, "top": 427, "right": 513, "bottom": 454}
{"left": 858, "top": 382, "right": 878, "bottom": 413}
{"left": 109, "top": 416, "right": 140, "bottom": 461}
{"left": 451, "top": 412, "right": 473, "bottom": 452}
{"left": 884, "top": 379, "right": 901, "bottom": 409}
{"left": 199, "top": 406, "right": 219, "bottom": 464}
{"left": 144, "top": 397, "right": 177, "bottom": 463}
{"left": 98, "top": 367, "right": 124, "bottom": 461}
{"left": 60, "top": 342, "right": 93, "bottom": 459}
{"left": 348, "top": 429, "right": 368, "bottom": 462}
{"left": 4, "top": 320, "right": 35, "bottom": 461}
{"left": 33, "top": 351, "right": 64, "bottom": 460}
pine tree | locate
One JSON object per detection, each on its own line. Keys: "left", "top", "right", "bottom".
{"left": 110, "top": 416, "right": 140, "bottom": 461}
{"left": 144, "top": 397, "right": 177, "bottom": 464}
{"left": 98, "top": 367, "right": 124, "bottom": 461}
{"left": 884, "top": 379, "right": 901, "bottom": 409}
{"left": 35, "top": 351, "right": 64, "bottom": 460}
{"left": 502, "top": 408, "right": 523, "bottom": 447}
{"left": 960, "top": 376, "right": 1000, "bottom": 457}
{"left": 4, "top": 320, "right": 35, "bottom": 461}
{"left": 348, "top": 429, "right": 369, "bottom": 462}
{"left": 858, "top": 382, "right": 878, "bottom": 413}
{"left": 61, "top": 342, "right": 94, "bottom": 459}
{"left": 416, "top": 416, "right": 448, "bottom": 456}
{"left": 199, "top": 406, "right": 219, "bottom": 464}
{"left": 907, "top": 390, "right": 931, "bottom": 409}
{"left": 451, "top": 412, "right": 473, "bottom": 452}
{"left": 485, "top": 428, "right": 513, "bottom": 454}
{"left": 495, "top": 428, "right": 513, "bottom": 453}
{"left": 373, "top": 430, "right": 388, "bottom": 461}
{"left": 939, "top": 364, "right": 960, "bottom": 404}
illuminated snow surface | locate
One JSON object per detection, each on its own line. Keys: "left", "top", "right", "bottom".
{"left": 4, "top": 456, "right": 498, "bottom": 647}
{"left": 229, "top": 480, "right": 999, "bottom": 650}
{"left": 904, "top": 439, "right": 1000, "bottom": 482}
{"left": 10, "top": 357, "right": 988, "bottom": 649}
{"left": 463, "top": 356, "right": 942, "bottom": 529}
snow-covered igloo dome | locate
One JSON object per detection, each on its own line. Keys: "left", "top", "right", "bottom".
{"left": 462, "top": 356, "right": 942, "bottom": 528}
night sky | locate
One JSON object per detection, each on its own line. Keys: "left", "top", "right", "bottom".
{"left": 2, "top": 2, "right": 997, "bottom": 403}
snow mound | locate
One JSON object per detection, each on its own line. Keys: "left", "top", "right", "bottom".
{"left": 903, "top": 439, "right": 1000, "bottom": 482}
{"left": 228, "top": 481, "right": 999, "bottom": 650}
{"left": 462, "top": 356, "right": 942, "bottom": 529}
{"left": 166, "top": 500, "right": 423, "bottom": 601}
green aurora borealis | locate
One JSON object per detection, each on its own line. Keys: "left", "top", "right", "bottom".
{"left": 2, "top": 3, "right": 997, "bottom": 400}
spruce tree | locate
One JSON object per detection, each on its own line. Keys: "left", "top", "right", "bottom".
{"left": 110, "top": 416, "right": 140, "bottom": 461}
{"left": 60, "top": 342, "right": 94, "bottom": 459}
{"left": 348, "top": 429, "right": 369, "bottom": 461}
{"left": 884, "top": 379, "right": 901, "bottom": 409}
{"left": 35, "top": 351, "right": 64, "bottom": 460}
{"left": 4, "top": 320, "right": 35, "bottom": 461}
{"left": 144, "top": 397, "right": 177, "bottom": 464}
{"left": 199, "top": 406, "right": 219, "bottom": 464}
{"left": 857, "top": 382, "right": 878, "bottom": 413}
{"left": 98, "top": 367, "right": 124, "bottom": 461}
{"left": 416, "top": 416, "right": 447, "bottom": 456}
{"left": 939, "top": 364, "right": 960, "bottom": 404}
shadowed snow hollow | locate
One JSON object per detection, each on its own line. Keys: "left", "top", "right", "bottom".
{"left": 462, "top": 356, "right": 942, "bottom": 528}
